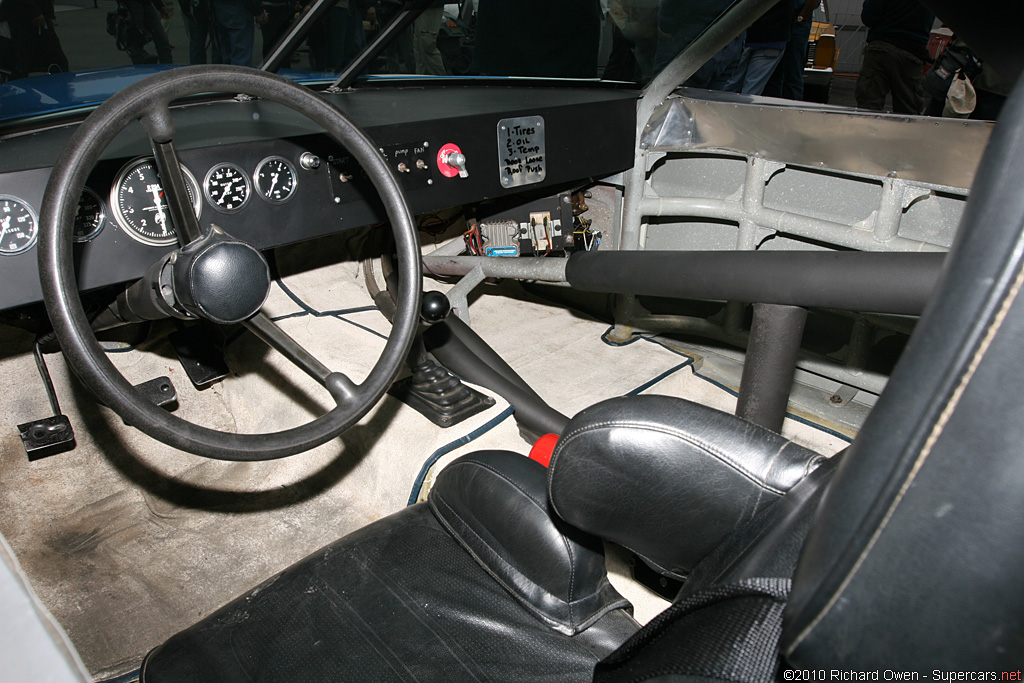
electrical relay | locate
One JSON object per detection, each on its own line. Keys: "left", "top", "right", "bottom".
{"left": 466, "top": 192, "right": 600, "bottom": 257}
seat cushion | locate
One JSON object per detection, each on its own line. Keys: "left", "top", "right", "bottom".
{"left": 549, "top": 396, "right": 824, "bottom": 579}
{"left": 429, "top": 450, "right": 631, "bottom": 635}
{"left": 141, "top": 504, "right": 631, "bottom": 683}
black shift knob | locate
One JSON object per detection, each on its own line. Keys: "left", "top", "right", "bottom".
{"left": 420, "top": 291, "right": 451, "bottom": 325}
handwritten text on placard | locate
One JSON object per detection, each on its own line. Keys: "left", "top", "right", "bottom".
{"left": 498, "top": 116, "right": 546, "bottom": 189}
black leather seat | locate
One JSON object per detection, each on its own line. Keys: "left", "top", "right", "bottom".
{"left": 143, "top": 75, "right": 1024, "bottom": 683}
{"left": 141, "top": 394, "right": 822, "bottom": 682}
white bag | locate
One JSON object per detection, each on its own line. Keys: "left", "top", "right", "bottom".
{"left": 943, "top": 70, "right": 977, "bottom": 118}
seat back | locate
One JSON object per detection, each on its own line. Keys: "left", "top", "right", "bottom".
{"left": 782, "top": 81, "right": 1024, "bottom": 666}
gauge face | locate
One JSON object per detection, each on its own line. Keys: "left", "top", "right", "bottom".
{"left": 111, "top": 157, "right": 202, "bottom": 246}
{"left": 204, "top": 163, "right": 251, "bottom": 213}
{"left": 0, "top": 195, "right": 38, "bottom": 256}
{"left": 254, "top": 156, "right": 297, "bottom": 204}
{"left": 73, "top": 187, "right": 106, "bottom": 242}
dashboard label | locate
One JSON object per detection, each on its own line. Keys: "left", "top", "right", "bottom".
{"left": 498, "top": 116, "right": 545, "bottom": 189}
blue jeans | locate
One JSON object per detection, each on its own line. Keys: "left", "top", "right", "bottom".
{"left": 684, "top": 34, "right": 744, "bottom": 90}
{"left": 764, "top": 20, "right": 811, "bottom": 100}
{"left": 723, "top": 45, "right": 785, "bottom": 95}
{"left": 213, "top": 0, "right": 254, "bottom": 67}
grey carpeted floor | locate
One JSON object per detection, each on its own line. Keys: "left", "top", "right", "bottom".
{"left": 0, "top": 232, "right": 846, "bottom": 680}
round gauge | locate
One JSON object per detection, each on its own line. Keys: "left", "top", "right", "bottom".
{"left": 73, "top": 187, "right": 106, "bottom": 242}
{"left": 254, "top": 156, "right": 297, "bottom": 204}
{"left": 111, "top": 157, "right": 202, "bottom": 246}
{"left": 0, "top": 195, "right": 38, "bottom": 256}
{"left": 204, "top": 163, "right": 251, "bottom": 213}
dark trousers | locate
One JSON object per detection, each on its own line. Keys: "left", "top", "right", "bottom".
{"left": 307, "top": 4, "right": 363, "bottom": 72}
{"left": 856, "top": 40, "right": 925, "bottom": 115}
{"left": 179, "top": 0, "right": 221, "bottom": 64}
{"left": 261, "top": 2, "right": 295, "bottom": 60}
{"left": 125, "top": 0, "right": 173, "bottom": 64}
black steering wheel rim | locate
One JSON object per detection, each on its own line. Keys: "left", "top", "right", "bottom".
{"left": 38, "top": 65, "right": 422, "bottom": 461}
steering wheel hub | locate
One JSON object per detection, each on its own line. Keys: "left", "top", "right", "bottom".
{"left": 171, "top": 228, "right": 271, "bottom": 324}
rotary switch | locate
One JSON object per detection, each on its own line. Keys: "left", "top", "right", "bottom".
{"left": 437, "top": 143, "right": 469, "bottom": 178}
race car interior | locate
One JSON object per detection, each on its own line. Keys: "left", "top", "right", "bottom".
{"left": 0, "top": 0, "right": 1022, "bottom": 680}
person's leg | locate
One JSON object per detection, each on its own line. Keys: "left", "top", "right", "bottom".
{"left": 886, "top": 43, "right": 925, "bottom": 114}
{"left": 633, "top": 35, "right": 658, "bottom": 82}
{"left": 319, "top": 6, "right": 345, "bottom": 71}
{"left": 603, "top": 22, "right": 638, "bottom": 82}
{"left": 341, "top": 2, "right": 365, "bottom": 63}
{"left": 213, "top": 0, "right": 253, "bottom": 66}
{"left": 412, "top": 6, "right": 445, "bottom": 75}
{"left": 143, "top": 2, "right": 174, "bottom": 63}
{"left": 35, "top": 20, "right": 69, "bottom": 73}
{"left": 779, "top": 20, "right": 811, "bottom": 100}
{"left": 123, "top": 0, "right": 154, "bottom": 64}
{"left": 687, "top": 36, "right": 735, "bottom": 89}
{"left": 855, "top": 41, "right": 890, "bottom": 110}
{"left": 191, "top": 0, "right": 221, "bottom": 63}
{"left": 924, "top": 94, "right": 945, "bottom": 116}
{"left": 397, "top": 24, "right": 413, "bottom": 71}
{"left": 722, "top": 45, "right": 752, "bottom": 93}
{"left": 260, "top": 3, "right": 294, "bottom": 59}
{"left": 179, "top": 0, "right": 201, "bottom": 63}
{"left": 763, "top": 52, "right": 785, "bottom": 97}
{"left": 160, "top": 0, "right": 175, "bottom": 40}
{"left": 204, "top": 11, "right": 221, "bottom": 63}
{"left": 738, "top": 46, "right": 784, "bottom": 95}
{"left": 703, "top": 33, "right": 744, "bottom": 90}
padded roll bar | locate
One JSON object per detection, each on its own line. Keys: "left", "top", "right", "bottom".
{"left": 565, "top": 251, "right": 945, "bottom": 316}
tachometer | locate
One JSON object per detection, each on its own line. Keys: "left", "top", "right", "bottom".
{"left": 0, "top": 195, "right": 38, "bottom": 256}
{"left": 204, "top": 163, "right": 251, "bottom": 213}
{"left": 73, "top": 187, "right": 106, "bottom": 242}
{"left": 111, "top": 157, "right": 202, "bottom": 246}
{"left": 254, "top": 156, "right": 297, "bottom": 204}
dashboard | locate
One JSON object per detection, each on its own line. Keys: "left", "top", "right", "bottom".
{"left": 0, "top": 84, "right": 637, "bottom": 311}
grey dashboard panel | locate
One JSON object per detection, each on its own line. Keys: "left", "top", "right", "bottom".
{"left": 0, "top": 85, "right": 637, "bottom": 311}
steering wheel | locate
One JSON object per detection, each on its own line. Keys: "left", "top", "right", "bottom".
{"left": 37, "top": 65, "right": 422, "bottom": 461}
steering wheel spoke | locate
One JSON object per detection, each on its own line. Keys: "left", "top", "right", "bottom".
{"left": 243, "top": 312, "right": 362, "bottom": 406}
{"left": 149, "top": 137, "right": 204, "bottom": 246}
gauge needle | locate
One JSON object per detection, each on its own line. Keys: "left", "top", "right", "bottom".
{"left": 149, "top": 185, "right": 168, "bottom": 227}
{"left": 0, "top": 215, "right": 10, "bottom": 242}
{"left": 268, "top": 172, "right": 278, "bottom": 196}
{"left": 221, "top": 179, "right": 234, "bottom": 202}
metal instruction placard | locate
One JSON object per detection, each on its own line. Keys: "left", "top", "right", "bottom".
{"left": 498, "top": 116, "right": 546, "bottom": 189}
